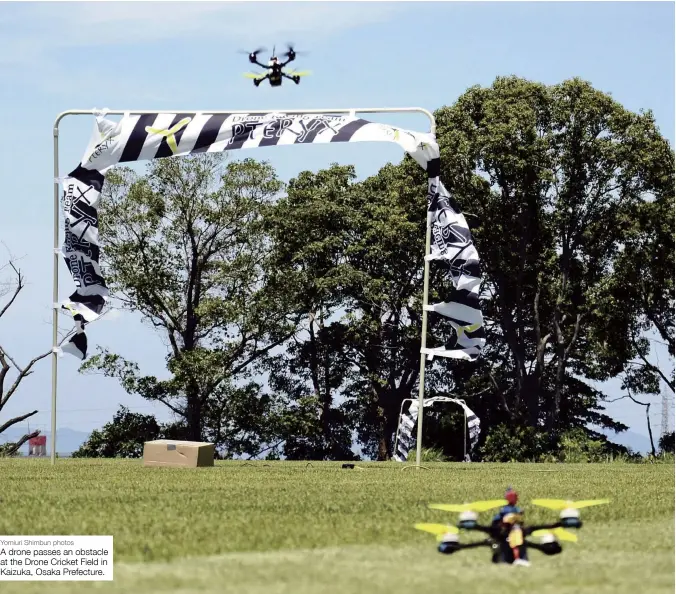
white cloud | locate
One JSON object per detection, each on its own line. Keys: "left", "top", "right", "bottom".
{"left": 0, "top": 1, "right": 406, "bottom": 66}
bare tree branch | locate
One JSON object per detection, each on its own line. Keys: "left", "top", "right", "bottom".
{"left": 564, "top": 313, "right": 583, "bottom": 359}
{"left": 0, "top": 410, "right": 39, "bottom": 435}
{"left": 631, "top": 336, "right": 675, "bottom": 393}
{"left": 1, "top": 430, "right": 40, "bottom": 457}
{"left": 489, "top": 372, "right": 512, "bottom": 415}
{"left": 0, "top": 349, "right": 52, "bottom": 411}
{"left": 0, "top": 258, "right": 52, "bottom": 426}
{"left": 0, "top": 261, "right": 23, "bottom": 320}
{"left": 623, "top": 386, "right": 657, "bottom": 457}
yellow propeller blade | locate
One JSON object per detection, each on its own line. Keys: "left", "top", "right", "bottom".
{"left": 243, "top": 72, "right": 266, "bottom": 79}
{"left": 414, "top": 523, "right": 459, "bottom": 535}
{"left": 414, "top": 523, "right": 459, "bottom": 542}
{"left": 531, "top": 499, "right": 610, "bottom": 510}
{"left": 286, "top": 70, "right": 312, "bottom": 77}
{"left": 429, "top": 499, "right": 507, "bottom": 513}
{"left": 531, "top": 527, "right": 578, "bottom": 542}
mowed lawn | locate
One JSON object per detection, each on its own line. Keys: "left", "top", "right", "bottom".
{"left": 0, "top": 459, "right": 673, "bottom": 594}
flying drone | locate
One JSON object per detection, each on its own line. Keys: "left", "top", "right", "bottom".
{"left": 415, "top": 488, "right": 610, "bottom": 566}
{"left": 240, "top": 44, "right": 311, "bottom": 87}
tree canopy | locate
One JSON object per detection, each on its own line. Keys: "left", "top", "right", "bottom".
{"left": 80, "top": 155, "right": 297, "bottom": 456}
{"left": 431, "top": 76, "right": 673, "bottom": 453}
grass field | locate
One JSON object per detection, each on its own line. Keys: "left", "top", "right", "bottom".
{"left": 0, "top": 459, "right": 673, "bottom": 593}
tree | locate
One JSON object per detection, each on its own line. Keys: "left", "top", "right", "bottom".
{"left": 265, "top": 162, "right": 460, "bottom": 460}
{"left": 0, "top": 255, "right": 51, "bottom": 455}
{"left": 434, "top": 76, "right": 674, "bottom": 445}
{"left": 659, "top": 431, "right": 674, "bottom": 454}
{"left": 263, "top": 165, "right": 363, "bottom": 460}
{"left": 602, "top": 189, "right": 675, "bottom": 394}
{"left": 72, "top": 406, "right": 161, "bottom": 458}
{"left": 80, "top": 155, "right": 297, "bottom": 452}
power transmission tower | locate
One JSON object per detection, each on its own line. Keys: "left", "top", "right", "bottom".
{"left": 661, "top": 384, "right": 673, "bottom": 438}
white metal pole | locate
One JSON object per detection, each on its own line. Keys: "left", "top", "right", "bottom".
{"left": 50, "top": 121, "right": 60, "bottom": 465}
{"left": 415, "top": 218, "right": 433, "bottom": 468}
{"left": 463, "top": 406, "right": 467, "bottom": 461}
{"left": 50, "top": 106, "right": 436, "bottom": 466}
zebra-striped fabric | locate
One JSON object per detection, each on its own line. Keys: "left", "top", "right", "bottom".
{"left": 393, "top": 401, "right": 421, "bottom": 462}
{"left": 393, "top": 397, "right": 481, "bottom": 462}
{"left": 466, "top": 409, "right": 480, "bottom": 458}
{"left": 58, "top": 112, "right": 485, "bottom": 361}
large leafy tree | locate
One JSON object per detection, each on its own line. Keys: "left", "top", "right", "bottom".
{"left": 434, "top": 76, "right": 674, "bottom": 444}
{"left": 263, "top": 165, "right": 359, "bottom": 460}
{"left": 81, "top": 155, "right": 297, "bottom": 452}
{"left": 265, "top": 162, "right": 460, "bottom": 460}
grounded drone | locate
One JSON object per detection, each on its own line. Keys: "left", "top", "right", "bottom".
{"left": 241, "top": 44, "right": 311, "bottom": 87}
{"left": 415, "top": 488, "right": 610, "bottom": 567}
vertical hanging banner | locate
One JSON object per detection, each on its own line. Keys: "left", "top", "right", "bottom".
{"left": 58, "top": 112, "right": 485, "bottom": 361}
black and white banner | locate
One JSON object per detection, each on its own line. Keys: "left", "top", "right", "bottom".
{"left": 393, "top": 397, "right": 480, "bottom": 462}
{"left": 393, "top": 399, "right": 422, "bottom": 462}
{"left": 58, "top": 111, "right": 485, "bottom": 361}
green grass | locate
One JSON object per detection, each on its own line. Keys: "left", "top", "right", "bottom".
{"left": 0, "top": 459, "right": 673, "bottom": 593}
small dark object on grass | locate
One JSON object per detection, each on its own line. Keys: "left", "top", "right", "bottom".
{"left": 342, "top": 463, "right": 355, "bottom": 469}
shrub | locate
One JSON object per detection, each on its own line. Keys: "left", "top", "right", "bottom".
{"left": 479, "top": 424, "right": 551, "bottom": 462}
{"left": 406, "top": 446, "right": 448, "bottom": 462}
{"left": 557, "top": 428, "right": 606, "bottom": 463}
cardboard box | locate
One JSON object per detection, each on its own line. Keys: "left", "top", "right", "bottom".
{"left": 143, "top": 440, "right": 215, "bottom": 468}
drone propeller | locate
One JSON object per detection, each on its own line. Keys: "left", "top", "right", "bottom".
{"left": 531, "top": 527, "right": 578, "bottom": 542}
{"left": 285, "top": 69, "right": 312, "bottom": 77}
{"left": 238, "top": 47, "right": 266, "bottom": 55}
{"left": 428, "top": 499, "right": 508, "bottom": 513}
{"left": 242, "top": 72, "right": 267, "bottom": 80}
{"left": 284, "top": 42, "right": 308, "bottom": 58}
{"left": 414, "top": 523, "right": 459, "bottom": 542}
{"left": 530, "top": 499, "right": 610, "bottom": 510}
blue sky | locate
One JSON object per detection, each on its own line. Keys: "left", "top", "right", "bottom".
{"left": 0, "top": 1, "right": 673, "bottom": 449}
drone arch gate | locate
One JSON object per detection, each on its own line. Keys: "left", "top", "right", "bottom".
{"left": 50, "top": 107, "right": 485, "bottom": 465}
{"left": 393, "top": 397, "right": 480, "bottom": 463}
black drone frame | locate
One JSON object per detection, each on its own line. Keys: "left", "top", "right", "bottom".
{"left": 438, "top": 520, "right": 581, "bottom": 562}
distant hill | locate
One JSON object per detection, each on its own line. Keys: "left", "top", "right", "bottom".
{"left": 0, "top": 427, "right": 91, "bottom": 456}
{"left": 596, "top": 427, "right": 654, "bottom": 454}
